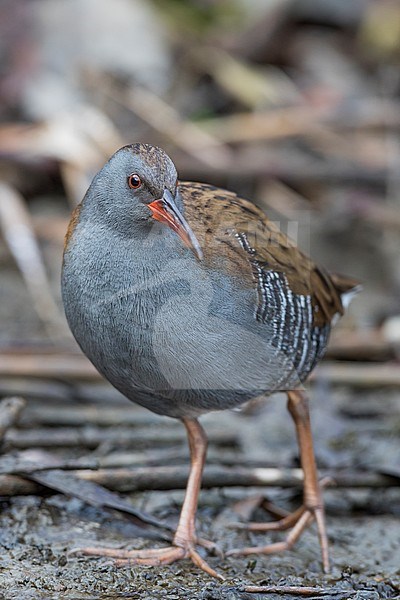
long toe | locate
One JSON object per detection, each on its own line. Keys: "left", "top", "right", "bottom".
{"left": 227, "top": 510, "right": 315, "bottom": 558}
{"left": 73, "top": 544, "right": 224, "bottom": 580}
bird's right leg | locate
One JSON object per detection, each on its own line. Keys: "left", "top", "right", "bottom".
{"left": 77, "top": 417, "right": 223, "bottom": 580}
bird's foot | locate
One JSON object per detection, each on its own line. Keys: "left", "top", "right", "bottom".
{"left": 227, "top": 478, "right": 332, "bottom": 573}
{"left": 75, "top": 540, "right": 224, "bottom": 580}
{"left": 227, "top": 507, "right": 329, "bottom": 570}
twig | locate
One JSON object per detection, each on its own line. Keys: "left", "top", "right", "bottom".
{"left": 0, "top": 466, "right": 397, "bottom": 496}
{"left": 73, "top": 466, "right": 400, "bottom": 491}
{"left": 176, "top": 149, "right": 388, "bottom": 184}
{"left": 240, "top": 585, "right": 344, "bottom": 598}
{"left": 326, "top": 329, "right": 395, "bottom": 361}
{"left": 0, "top": 378, "right": 76, "bottom": 403}
{"left": 0, "top": 454, "right": 99, "bottom": 475}
{"left": 354, "top": 200, "right": 400, "bottom": 231}
{"left": 0, "top": 352, "right": 99, "bottom": 380}
{"left": 4, "top": 425, "right": 237, "bottom": 450}
{"left": 312, "top": 362, "right": 400, "bottom": 387}
{"left": 20, "top": 405, "right": 176, "bottom": 428}
{"left": 1, "top": 352, "right": 399, "bottom": 387}
{"left": 0, "top": 397, "right": 26, "bottom": 443}
{"left": 1, "top": 474, "right": 40, "bottom": 495}
{"left": 242, "top": 584, "right": 342, "bottom": 596}
{"left": 199, "top": 106, "right": 330, "bottom": 143}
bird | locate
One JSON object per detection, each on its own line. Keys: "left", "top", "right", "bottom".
{"left": 61, "top": 143, "right": 359, "bottom": 580}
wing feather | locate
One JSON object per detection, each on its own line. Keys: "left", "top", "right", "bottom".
{"left": 179, "top": 181, "right": 358, "bottom": 327}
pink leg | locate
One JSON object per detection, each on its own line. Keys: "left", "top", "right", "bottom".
{"left": 76, "top": 418, "right": 224, "bottom": 580}
{"left": 228, "top": 390, "right": 330, "bottom": 573}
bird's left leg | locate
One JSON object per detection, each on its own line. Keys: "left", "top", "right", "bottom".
{"left": 228, "top": 389, "right": 330, "bottom": 572}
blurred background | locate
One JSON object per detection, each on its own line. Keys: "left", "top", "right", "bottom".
{"left": 0, "top": 1, "right": 399, "bottom": 597}
{"left": 0, "top": 0, "right": 399, "bottom": 345}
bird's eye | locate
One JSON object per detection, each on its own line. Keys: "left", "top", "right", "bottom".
{"left": 128, "top": 174, "right": 142, "bottom": 189}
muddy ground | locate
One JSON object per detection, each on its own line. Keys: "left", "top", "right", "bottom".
{"left": 0, "top": 382, "right": 399, "bottom": 600}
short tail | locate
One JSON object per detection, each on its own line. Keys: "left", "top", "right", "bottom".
{"left": 330, "top": 273, "right": 362, "bottom": 310}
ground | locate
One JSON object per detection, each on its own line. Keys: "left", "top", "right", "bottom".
{"left": 0, "top": 384, "right": 399, "bottom": 599}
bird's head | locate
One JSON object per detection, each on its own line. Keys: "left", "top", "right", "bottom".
{"left": 85, "top": 143, "right": 202, "bottom": 259}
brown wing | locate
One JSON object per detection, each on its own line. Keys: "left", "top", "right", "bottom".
{"left": 180, "top": 181, "right": 358, "bottom": 327}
